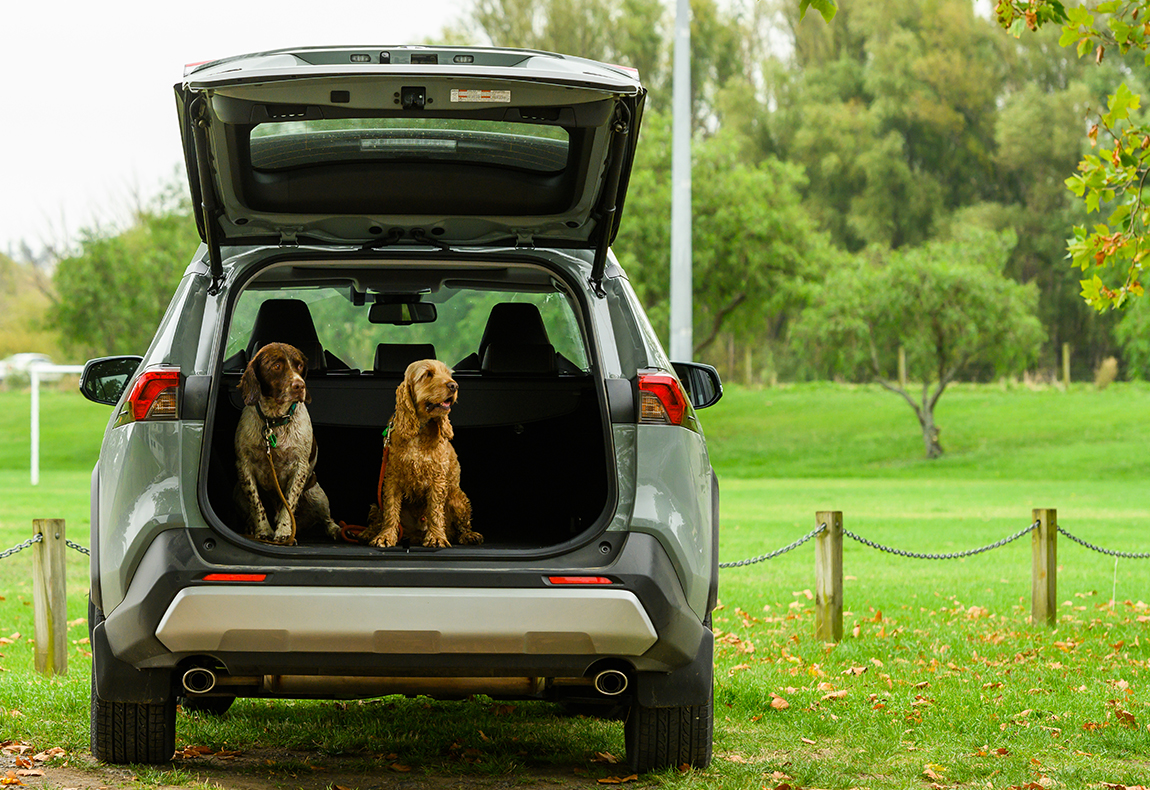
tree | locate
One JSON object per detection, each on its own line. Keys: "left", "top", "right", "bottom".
{"left": 613, "top": 110, "right": 840, "bottom": 361}
{"left": 792, "top": 230, "right": 1046, "bottom": 458}
{"left": 0, "top": 254, "right": 62, "bottom": 360}
{"left": 50, "top": 185, "right": 200, "bottom": 358}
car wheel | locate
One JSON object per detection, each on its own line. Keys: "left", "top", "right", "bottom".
{"left": 90, "top": 673, "right": 176, "bottom": 764}
{"left": 623, "top": 683, "right": 713, "bottom": 772}
{"left": 180, "top": 695, "right": 235, "bottom": 716}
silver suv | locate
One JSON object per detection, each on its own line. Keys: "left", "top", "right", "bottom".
{"left": 80, "top": 45, "right": 721, "bottom": 773}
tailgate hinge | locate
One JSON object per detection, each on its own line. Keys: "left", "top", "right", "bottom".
{"left": 279, "top": 229, "right": 301, "bottom": 247}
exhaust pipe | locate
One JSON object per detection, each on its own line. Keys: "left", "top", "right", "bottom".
{"left": 182, "top": 667, "right": 217, "bottom": 694}
{"left": 592, "top": 668, "right": 629, "bottom": 696}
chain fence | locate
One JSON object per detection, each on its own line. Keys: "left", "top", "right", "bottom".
{"left": 719, "top": 518, "right": 1150, "bottom": 567}
{"left": 0, "top": 533, "right": 89, "bottom": 561}
{"left": 718, "top": 523, "right": 826, "bottom": 568}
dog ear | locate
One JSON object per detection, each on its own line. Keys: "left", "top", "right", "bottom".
{"left": 239, "top": 352, "right": 264, "bottom": 406}
{"left": 393, "top": 375, "right": 420, "bottom": 435}
{"left": 297, "top": 350, "right": 312, "bottom": 404}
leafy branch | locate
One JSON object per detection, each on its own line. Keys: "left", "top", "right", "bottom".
{"left": 996, "top": 0, "right": 1150, "bottom": 310}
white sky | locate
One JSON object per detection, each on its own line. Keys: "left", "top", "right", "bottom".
{"left": 0, "top": 0, "right": 471, "bottom": 258}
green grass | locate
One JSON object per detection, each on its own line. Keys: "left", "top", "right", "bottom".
{"left": 2, "top": 382, "right": 1150, "bottom": 788}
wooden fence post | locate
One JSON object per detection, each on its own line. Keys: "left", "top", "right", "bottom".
{"left": 32, "top": 519, "right": 67, "bottom": 676}
{"left": 1032, "top": 509, "right": 1057, "bottom": 627}
{"left": 815, "top": 511, "right": 844, "bottom": 643}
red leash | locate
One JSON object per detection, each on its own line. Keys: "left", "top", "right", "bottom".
{"left": 339, "top": 422, "right": 393, "bottom": 543}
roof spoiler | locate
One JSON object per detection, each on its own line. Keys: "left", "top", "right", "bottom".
{"left": 589, "top": 101, "right": 633, "bottom": 298}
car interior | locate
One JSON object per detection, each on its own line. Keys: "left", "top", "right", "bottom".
{"left": 204, "top": 263, "right": 611, "bottom": 549}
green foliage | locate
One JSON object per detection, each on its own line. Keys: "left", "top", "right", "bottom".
{"left": 995, "top": 0, "right": 1150, "bottom": 311}
{"left": 49, "top": 184, "right": 200, "bottom": 358}
{"left": 615, "top": 111, "right": 841, "bottom": 358}
{"left": 792, "top": 230, "right": 1045, "bottom": 457}
{"left": 0, "top": 255, "right": 62, "bottom": 360}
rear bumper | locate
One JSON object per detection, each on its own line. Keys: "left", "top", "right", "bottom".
{"left": 157, "top": 586, "right": 657, "bottom": 656}
{"left": 98, "top": 529, "right": 711, "bottom": 697}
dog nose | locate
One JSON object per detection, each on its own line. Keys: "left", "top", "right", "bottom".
{"left": 291, "top": 379, "right": 305, "bottom": 393}
{"left": 447, "top": 381, "right": 458, "bottom": 393}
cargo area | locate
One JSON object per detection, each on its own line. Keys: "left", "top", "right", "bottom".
{"left": 202, "top": 260, "right": 613, "bottom": 549}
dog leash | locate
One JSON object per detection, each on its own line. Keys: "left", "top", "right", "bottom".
{"left": 339, "top": 417, "right": 396, "bottom": 543}
{"left": 257, "top": 403, "right": 299, "bottom": 544}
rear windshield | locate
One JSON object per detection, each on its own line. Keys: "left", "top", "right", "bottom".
{"left": 225, "top": 279, "right": 589, "bottom": 373}
{"left": 250, "top": 119, "right": 570, "bottom": 173}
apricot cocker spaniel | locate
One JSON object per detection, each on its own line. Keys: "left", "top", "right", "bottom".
{"left": 364, "top": 359, "right": 483, "bottom": 548}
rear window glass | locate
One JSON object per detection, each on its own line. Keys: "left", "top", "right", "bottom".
{"left": 225, "top": 282, "right": 589, "bottom": 373}
{"left": 250, "top": 119, "right": 569, "bottom": 173}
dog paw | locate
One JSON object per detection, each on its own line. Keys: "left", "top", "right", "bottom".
{"left": 370, "top": 530, "right": 399, "bottom": 548}
{"left": 272, "top": 533, "right": 297, "bottom": 546}
{"left": 254, "top": 519, "right": 274, "bottom": 540}
{"left": 323, "top": 519, "right": 341, "bottom": 540}
{"left": 423, "top": 533, "right": 452, "bottom": 548}
{"left": 457, "top": 530, "right": 484, "bottom": 545}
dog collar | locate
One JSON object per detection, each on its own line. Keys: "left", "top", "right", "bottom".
{"left": 257, "top": 401, "right": 297, "bottom": 449}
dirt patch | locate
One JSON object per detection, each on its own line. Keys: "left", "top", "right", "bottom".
{"left": 3, "top": 748, "right": 645, "bottom": 790}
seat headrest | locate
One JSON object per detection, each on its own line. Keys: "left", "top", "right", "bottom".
{"left": 246, "top": 299, "right": 325, "bottom": 371}
{"left": 478, "top": 303, "right": 550, "bottom": 359}
{"left": 374, "top": 343, "right": 437, "bottom": 374}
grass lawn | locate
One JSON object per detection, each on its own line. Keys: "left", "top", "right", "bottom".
{"left": 1, "top": 382, "right": 1149, "bottom": 788}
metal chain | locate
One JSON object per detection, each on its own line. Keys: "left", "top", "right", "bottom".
{"left": 1058, "top": 526, "right": 1150, "bottom": 559}
{"left": 719, "top": 523, "right": 827, "bottom": 568}
{"left": 0, "top": 534, "right": 91, "bottom": 560}
{"left": 0, "top": 534, "right": 43, "bottom": 560}
{"left": 66, "top": 540, "right": 91, "bottom": 556}
{"left": 842, "top": 520, "right": 1039, "bottom": 560}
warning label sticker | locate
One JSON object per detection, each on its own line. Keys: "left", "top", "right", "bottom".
{"left": 450, "top": 89, "right": 512, "bottom": 103}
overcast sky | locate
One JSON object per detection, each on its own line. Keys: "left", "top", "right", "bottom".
{"left": 0, "top": 0, "right": 470, "bottom": 258}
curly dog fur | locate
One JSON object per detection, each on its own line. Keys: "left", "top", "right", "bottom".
{"left": 365, "top": 359, "right": 483, "bottom": 548}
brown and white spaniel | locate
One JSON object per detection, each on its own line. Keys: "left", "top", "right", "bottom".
{"left": 233, "top": 342, "right": 340, "bottom": 544}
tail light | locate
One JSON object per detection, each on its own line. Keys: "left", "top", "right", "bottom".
{"left": 637, "top": 373, "right": 688, "bottom": 426}
{"left": 122, "top": 368, "right": 180, "bottom": 423}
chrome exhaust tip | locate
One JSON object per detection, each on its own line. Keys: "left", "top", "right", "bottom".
{"left": 182, "top": 666, "right": 217, "bottom": 694}
{"left": 592, "top": 668, "right": 629, "bottom": 696}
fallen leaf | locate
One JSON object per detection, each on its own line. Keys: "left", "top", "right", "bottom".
{"left": 822, "top": 689, "right": 848, "bottom": 701}
{"left": 770, "top": 694, "right": 789, "bottom": 710}
{"left": 800, "top": 737, "right": 816, "bottom": 745}
{"left": 388, "top": 762, "right": 411, "bottom": 772}
{"left": 14, "top": 772, "right": 41, "bottom": 779}
{"left": 725, "top": 754, "right": 749, "bottom": 763}
{"left": 923, "top": 762, "right": 947, "bottom": 781}
{"left": 592, "top": 752, "right": 621, "bottom": 764}
{"left": 597, "top": 774, "right": 639, "bottom": 784}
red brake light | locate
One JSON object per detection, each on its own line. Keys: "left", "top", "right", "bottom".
{"left": 547, "top": 576, "right": 614, "bottom": 585}
{"left": 637, "top": 374, "right": 688, "bottom": 425}
{"left": 127, "top": 369, "right": 180, "bottom": 421}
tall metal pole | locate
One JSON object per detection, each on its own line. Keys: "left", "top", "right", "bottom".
{"left": 669, "top": 0, "right": 693, "bottom": 361}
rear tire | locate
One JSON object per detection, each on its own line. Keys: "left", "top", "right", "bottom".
{"left": 90, "top": 674, "right": 176, "bottom": 764}
{"left": 624, "top": 683, "right": 713, "bottom": 772}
